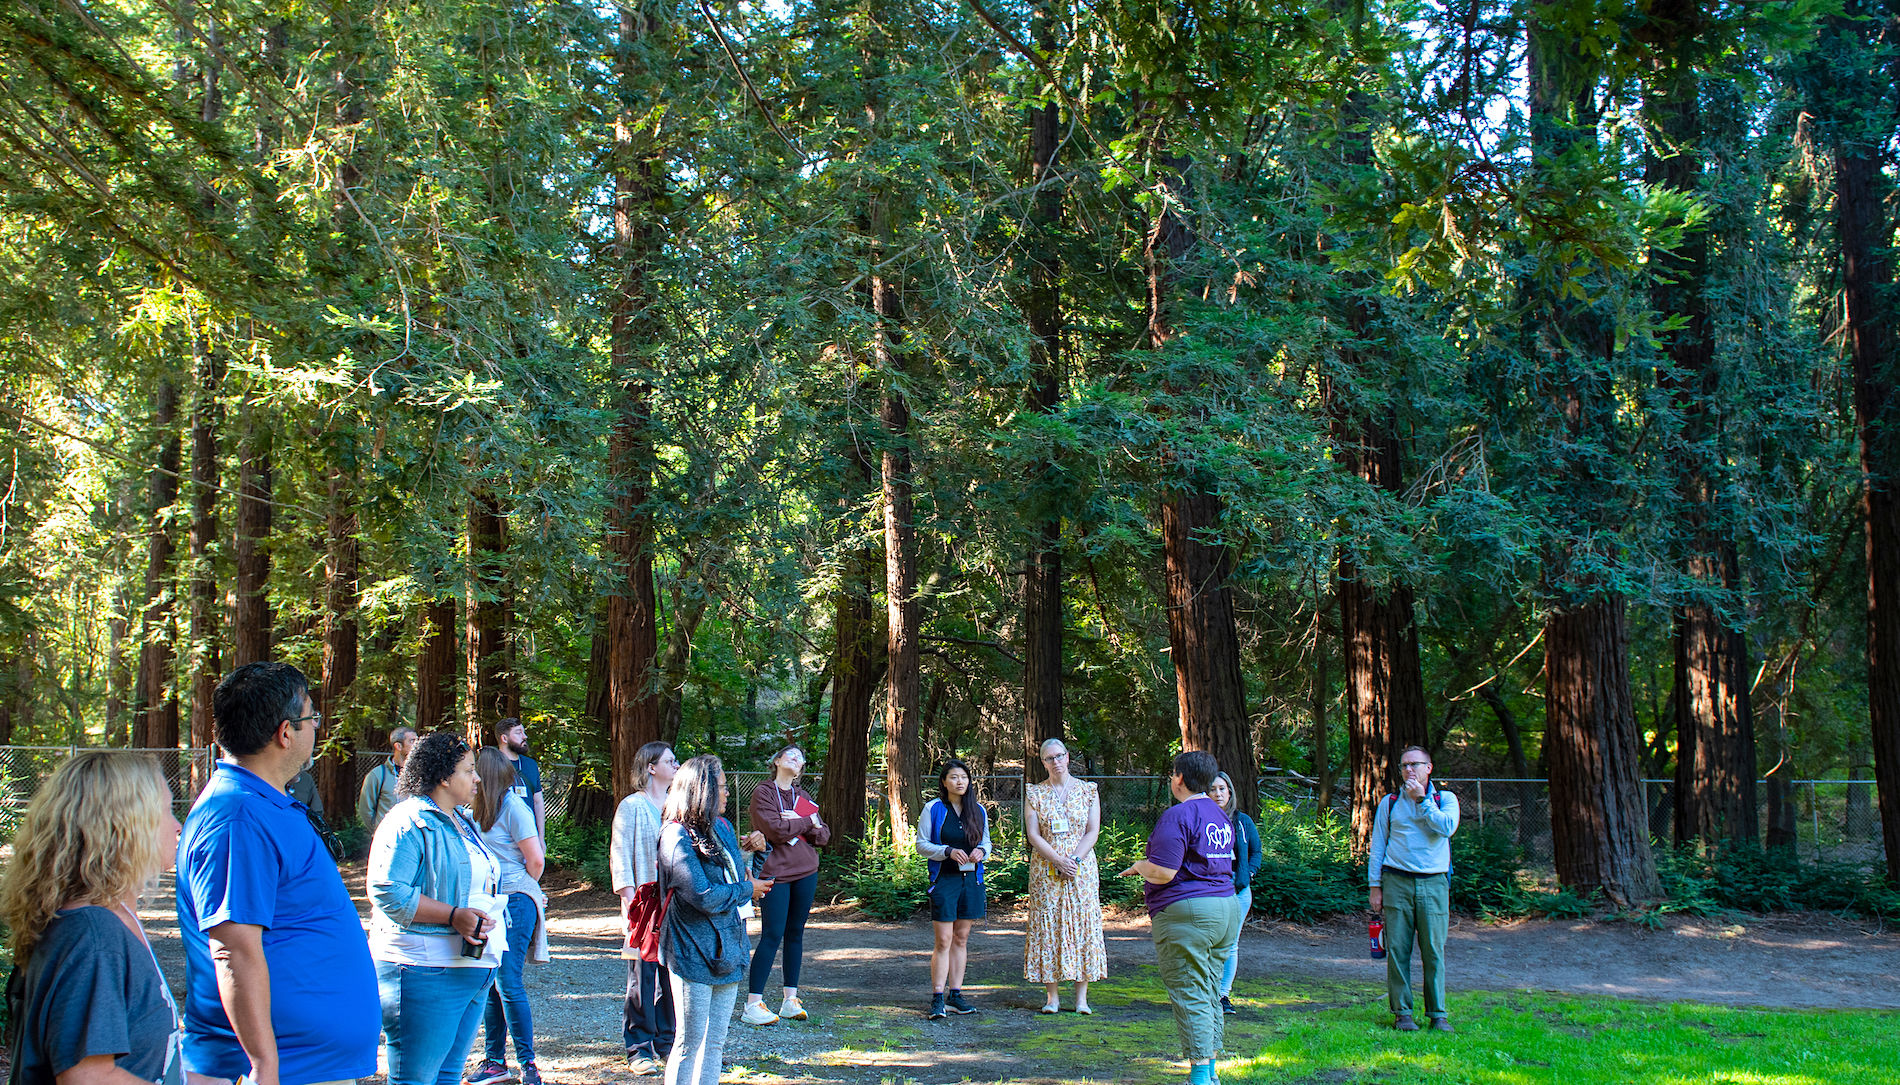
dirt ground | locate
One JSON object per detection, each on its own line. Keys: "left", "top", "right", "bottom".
{"left": 140, "top": 869, "right": 1900, "bottom": 1085}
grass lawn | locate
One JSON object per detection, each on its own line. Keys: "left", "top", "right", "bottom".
{"left": 809, "top": 971, "right": 1899, "bottom": 1085}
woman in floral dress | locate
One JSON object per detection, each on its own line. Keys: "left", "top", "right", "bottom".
{"left": 1023, "top": 737, "right": 1106, "bottom": 1013}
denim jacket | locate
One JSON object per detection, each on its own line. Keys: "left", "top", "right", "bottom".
{"left": 657, "top": 818, "right": 752, "bottom": 984}
{"left": 368, "top": 795, "right": 494, "bottom": 933}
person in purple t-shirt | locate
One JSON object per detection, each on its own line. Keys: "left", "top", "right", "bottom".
{"left": 1119, "top": 751, "right": 1240, "bottom": 1085}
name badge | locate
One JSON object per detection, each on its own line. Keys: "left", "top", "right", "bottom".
{"left": 958, "top": 862, "right": 976, "bottom": 872}
{"left": 1047, "top": 814, "right": 1071, "bottom": 835}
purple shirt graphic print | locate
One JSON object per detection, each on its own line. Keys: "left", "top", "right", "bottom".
{"left": 1142, "top": 795, "right": 1237, "bottom": 916}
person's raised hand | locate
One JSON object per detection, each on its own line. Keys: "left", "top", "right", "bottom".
{"left": 948, "top": 848, "right": 972, "bottom": 865}
{"left": 1404, "top": 778, "right": 1428, "bottom": 800}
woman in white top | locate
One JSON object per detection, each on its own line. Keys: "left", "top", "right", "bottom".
{"left": 367, "top": 734, "right": 506, "bottom": 1085}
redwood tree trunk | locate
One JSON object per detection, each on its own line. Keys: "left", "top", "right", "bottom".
{"left": 232, "top": 426, "right": 272, "bottom": 667}
{"left": 605, "top": 2, "right": 663, "bottom": 798}
{"left": 1021, "top": 88, "right": 1065, "bottom": 783}
{"left": 1648, "top": 3, "right": 1757, "bottom": 847}
{"left": 565, "top": 609, "right": 615, "bottom": 826}
{"left": 1527, "top": 13, "right": 1659, "bottom": 904}
{"left": 821, "top": 545, "right": 884, "bottom": 857}
{"left": 134, "top": 378, "right": 181, "bottom": 750}
{"left": 1147, "top": 149, "right": 1257, "bottom": 812}
{"left": 1162, "top": 487, "right": 1257, "bottom": 812}
{"left": 879, "top": 272, "right": 923, "bottom": 834}
{"left": 415, "top": 597, "right": 457, "bottom": 734}
{"left": 1340, "top": 552, "right": 1427, "bottom": 851}
{"left": 1837, "top": 143, "right": 1900, "bottom": 883}
{"left": 187, "top": 328, "right": 221, "bottom": 758}
{"left": 1546, "top": 599, "right": 1660, "bottom": 903}
{"left": 319, "top": 463, "right": 359, "bottom": 819}
{"left": 466, "top": 489, "right": 509, "bottom": 733}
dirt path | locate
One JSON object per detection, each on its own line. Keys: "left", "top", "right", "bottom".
{"left": 141, "top": 872, "right": 1900, "bottom": 1085}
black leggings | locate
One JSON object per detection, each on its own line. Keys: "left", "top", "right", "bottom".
{"left": 749, "top": 871, "right": 818, "bottom": 994}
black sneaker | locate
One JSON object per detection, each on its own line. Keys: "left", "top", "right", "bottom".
{"left": 1221, "top": 994, "right": 1236, "bottom": 1015}
{"left": 927, "top": 992, "right": 947, "bottom": 1020}
{"left": 519, "top": 1065, "right": 542, "bottom": 1085}
{"left": 945, "top": 989, "right": 977, "bottom": 1015}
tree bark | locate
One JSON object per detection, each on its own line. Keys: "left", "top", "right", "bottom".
{"left": 134, "top": 378, "right": 181, "bottom": 750}
{"left": 466, "top": 488, "right": 509, "bottom": 734}
{"left": 1020, "top": 24, "right": 1065, "bottom": 784}
{"left": 878, "top": 271, "right": 923, "bottom": 835}
{"left": 318, "top": 462, "right": 359, "bottom": 819}
{"left": 187, "top": 326, "right": 221, "bottom": 758}
{"left": 606, "top": 1, "right": 664, "bottom": 799}
{"left": 566, "top": 608, "right": 615, "bottom": 826}
{"left": 1162, "top": 486, "right": 1257, "bottom": 812}
{"left": 1545, "top": 599, "right": 1660, "bottom": 903}
{"left": 1530, "top": 18, "right": 1659, "bottom": 903}
{"left": 821, "top": 445, "right": 885, "bottom": 856}
{"left": 232, "top": 423, "right": 272, "bottom": 667}
{"left": 1146, "top": 149, "right": 1258, "bottom": 813}
{"left": 416, "top": 597, "right": 457, "bottom": 734}
{"left": 1646, "top": 0, "right": 1757, "bottom": 848}
{"left": 1837, "top": 141, "right": 1900, "bottom": 883}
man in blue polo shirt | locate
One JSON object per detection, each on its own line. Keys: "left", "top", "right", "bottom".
{"left": 177, "top": 662, "right": 380, "bottom": 1085}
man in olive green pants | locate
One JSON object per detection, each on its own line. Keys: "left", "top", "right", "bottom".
{"left": 1367, "top": 746, "right": 1460, "bottom": 1031}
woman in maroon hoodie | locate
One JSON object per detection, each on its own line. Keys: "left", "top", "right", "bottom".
{"left": 741, "top": 744, "right": 831, "bottom": 1025}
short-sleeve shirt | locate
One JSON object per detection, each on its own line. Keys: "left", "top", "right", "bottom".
{"left": 175, "top": 761, "right": 380, "bottom": 1083}
{"left": 479, "top": 791, "right": 542, "bottom": 895}
{"left": 1142, "top": 795, "right": 1237, "bottom": 916}
{"left": 509, "top": 753, "right": 543, "bottom": 808}
{"left": 6, "top": 907, "right": 175, "bottom": 1085}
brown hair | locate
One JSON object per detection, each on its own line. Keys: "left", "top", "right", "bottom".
{"left": 473, "top": 746, "right": 517, "bottom": 831}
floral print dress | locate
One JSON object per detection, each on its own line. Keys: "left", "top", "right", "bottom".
{"left": 1024, "top": 780, "right": 1107, "bottom": 983}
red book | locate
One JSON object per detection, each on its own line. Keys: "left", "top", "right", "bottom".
{"left": 792, "top": 792, "right": 820, "bottom": 818}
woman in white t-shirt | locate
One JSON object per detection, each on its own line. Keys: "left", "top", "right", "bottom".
{"left": 468, "top": 748, "right": 548, "bottom": 1085}
{"left": 367, "top": 734, "right": 507, "bottom": 1085}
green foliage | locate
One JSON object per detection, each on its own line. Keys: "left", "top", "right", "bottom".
{"left": 543, "top": 818, "right": 613, "bottom": 891}
{"left": 1656, "top": 844, "right": 1898, "bottom": 920}
{"left": 1447, "top": 823, "right": 1536, "bottom": 917}
{"left": 1249, "top": 806, "right": 1365, "bottom": 924}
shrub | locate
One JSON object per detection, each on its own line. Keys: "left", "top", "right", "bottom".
{"left": 1448, "top": 823, "right": 1535, "bottom": 916}
{"left": 543, "top": 817, "right": 612, "bottom": 889}
{"left": 1248, "top": 803, "right": 1363, "bottom": 923}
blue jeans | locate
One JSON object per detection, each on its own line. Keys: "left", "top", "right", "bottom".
{"left": 483, "top": 893, "right": 539, "bottom": 1066}
{"left": 1218, "top": 887, "right": 1251, "bottom": 995}
{"left": 378, "top": 960, "right": 496, "bottom": 1085}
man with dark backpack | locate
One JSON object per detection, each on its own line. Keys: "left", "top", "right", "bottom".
{"left": 1367, "top": 745, "right": 1460, "bottom": 1033}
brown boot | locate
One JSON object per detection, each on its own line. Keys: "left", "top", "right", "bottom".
{"left": 1394, "top": 1014, "right": 1419, "bottom": 1031}
{"left": 1429, "top": 1017, "right": 1455, "bottom": 1033}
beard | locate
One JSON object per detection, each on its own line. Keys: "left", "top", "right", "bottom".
{"left": 505, "top": 736, "right": 530, "bottom": 756}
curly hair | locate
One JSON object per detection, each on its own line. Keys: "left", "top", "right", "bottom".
{"left": 2, "top": 753, "right": 172, "bottom": 957}
{"left": 398, "top": 733, "right": 470, "bottom": 797}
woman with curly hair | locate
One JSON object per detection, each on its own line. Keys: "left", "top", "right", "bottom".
{"left": 1, "top": 752, "right": 183, "bottom": 1085}
{"left": 657, "top": 755, "right": 773, "bottom": 1085}
{"left": 368, "top": 733, "right": 507, "bottom": 1085}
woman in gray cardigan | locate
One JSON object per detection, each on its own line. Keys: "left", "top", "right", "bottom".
{"left": 657, "top": 755, "right": 773, "bottom": 1085}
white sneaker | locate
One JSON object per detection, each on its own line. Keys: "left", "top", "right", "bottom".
{"left": 740, "top": 1002, "right": 780, "bottom": 1026}
{"left": 779, "top": 996, "right": 808, "bottom": 1021}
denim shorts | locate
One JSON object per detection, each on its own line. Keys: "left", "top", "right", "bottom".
{"left": 928, "top": 870, "right": 986, "bottom": 922}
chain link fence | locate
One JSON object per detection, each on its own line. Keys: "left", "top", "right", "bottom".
{"left": 0, "top": 746, "right": 1884, "bottom": 872}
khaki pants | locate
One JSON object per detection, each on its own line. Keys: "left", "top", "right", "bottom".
{"left": 1382, "top": 869, "right": 1449, "bottom": 1019}
{"left": 1151, "top": 893, "right": 1242, "bottom": 1060}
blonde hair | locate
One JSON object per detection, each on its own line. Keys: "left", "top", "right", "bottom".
{"left": 2, "top": 752, "right": 172, "bottom": 957}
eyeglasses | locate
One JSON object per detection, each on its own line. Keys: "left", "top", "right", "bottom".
{"left": 1400, "top": 761, "right": 1430, "bottom": 770}
{"left": 286, "top": 712, "right": 323, "bottom": 731}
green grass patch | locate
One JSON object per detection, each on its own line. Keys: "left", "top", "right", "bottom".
{"left": 977, "top": 971, "right": 1898, "bottom": 1084}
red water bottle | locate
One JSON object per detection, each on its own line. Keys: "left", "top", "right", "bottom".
{"left": 1369, "top": 918, "right": 1385, "bottom": 960}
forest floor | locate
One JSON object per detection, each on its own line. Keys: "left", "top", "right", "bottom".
{"left": 141, "top": 866, "right": 1900, "bottom": 1085}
